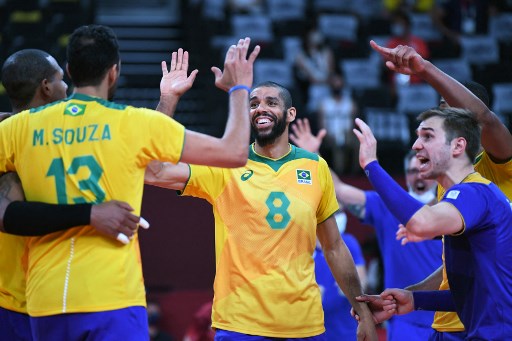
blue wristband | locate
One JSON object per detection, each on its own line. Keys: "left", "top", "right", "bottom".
{"left": 413, "top": 290, "right": 456, "bottom": 312}
{"left": 228, "top": 85, "right": 251, "bottom": 95}
{"left": 364, "top": 160, "right": 424, "bottom": 225}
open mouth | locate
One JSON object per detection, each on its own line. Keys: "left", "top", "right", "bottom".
{"left": 416, "top": 155, "right": 430, "bottom": 171}
{"left": 254, "top": 115, "right": 274, "bottom": 128}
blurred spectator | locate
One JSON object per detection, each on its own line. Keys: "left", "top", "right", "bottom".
{"left": 386, "top": 10, "right": 430, "bottom": 86}
{"left": 227, "top": 0, "right": 265, "bottom": 14}
{"left": 294, "top": 23, "right": 335, "bottom": 113}
{"left": 431, "top": 0, "right": 490, "bottom": 45}
{"left": 317, "top": 72, "right": 359, "bottom": 175}
{"left": 314, "top": 211, "right": 366, "bottom": 341}
{"left": 148, "top": 301, "right": 174, "bottom": 341}
{"left": 183, "top": 302, "right": 215, "bottom": 341}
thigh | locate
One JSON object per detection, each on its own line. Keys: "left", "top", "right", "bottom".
{"left": 0, "top": 306, "right": 33, "bottom": 341}
{"left": 30, "top": 306, "right": 148, "bottom": 341}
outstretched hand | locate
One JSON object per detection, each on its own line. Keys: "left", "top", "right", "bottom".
{"left": 370, "top": 40, "right": 427, "bottom": 75}
{"left": 160, "top": 48, "right": 198, "bottom": 98}
{"left": 289, "top": 118, "right": 326, "bottom": 154}
{"left": 353, "top": 118, "right": 378, "bottom": 169}
{"left": 396, "top": 223, "right": 428, "bottom": 245}
{"left": 211, "top": 37, "right": 261, "bottom": 92}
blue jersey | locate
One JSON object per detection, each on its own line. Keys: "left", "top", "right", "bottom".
{"left": 314, "top": 233, "right": 364, "bottom": 341}
{"left": 364, "top": 191, "right": 443, "bottom": 340}
{"left": 442, "top": 174, "right": 512, "bottom": 340}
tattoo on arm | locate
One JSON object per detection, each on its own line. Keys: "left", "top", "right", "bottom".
{"left": 346, "top": 204, "right": 365, "bottom": 220}
{"left": 0, "top": 173, "right": 23, "bottom": 204}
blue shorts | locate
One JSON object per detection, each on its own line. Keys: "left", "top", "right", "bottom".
{"left": 0, "top": 306, "right": 33, "bottom": 341}
{"left": 215, "top": 329, "right": 327, "bottom": 341}
{"left": 30, "top": 306, "right": 148, "bottom": 341}
{"left": 428, "top": 330, "right": 467, "bottom": 341}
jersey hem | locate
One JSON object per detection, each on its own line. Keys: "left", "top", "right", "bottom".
{"left": 27, "top": 300, "right": 146, "bottom": 317}
{"left": 212, "top": 322, "right": 325, "bottom": 338}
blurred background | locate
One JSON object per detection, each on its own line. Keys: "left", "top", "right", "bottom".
{"left": 1, "top": 0, "right": 511, "bottom": 340}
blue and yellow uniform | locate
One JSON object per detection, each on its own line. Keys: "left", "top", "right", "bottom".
{"left": 180, "top": 144, "right": 339, "bottom": 338}
{"left": 439, "top": 172, "right": 512, "bottom": 340}
{"left": 433, "top": 151, "right": 512, "bottom": 336}
{"left": 0, "top": 93, "right": 185, "bottom": 318}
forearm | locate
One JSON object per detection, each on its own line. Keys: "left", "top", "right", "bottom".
{"left": 3, "top": 201, "right": 91, "bottom": 236}
{"left": 364, "top": 161, "right": 423, "bottom": 225}
{"left": 219, "top": 88, "right": 250, "bottom": 159}
{"left": 405, "top": 265, "right": 444, "bottom": 291}
{"left": 420, "top": 62, "right": 488, "bottom": 118}
{"left": 155, "top": 94, "right": 180, "bottom": 118}
{"left": 325, "top": 240, "right": 372, "bottom": 319}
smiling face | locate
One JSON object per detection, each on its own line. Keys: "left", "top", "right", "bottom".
{"left": 412, "top": 116, "right": 452, "bottom": 180}
{"left": 249, "top": 86, "right": 290, "bottom": 147}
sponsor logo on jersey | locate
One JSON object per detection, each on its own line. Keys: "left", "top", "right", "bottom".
{"left": 296, "top": 169, "right": 312, "bottom": 185}
{"left": 446, "top": 190, "right": 460, "bottom": 199}
{"left": 241, "top": 170, "right": 254, "bottom": 181}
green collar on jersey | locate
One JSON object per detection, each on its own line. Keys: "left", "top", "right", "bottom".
{"left": 249, "top": 143, "right": 318, "bottom": 172}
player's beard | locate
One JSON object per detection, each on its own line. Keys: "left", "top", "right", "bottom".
{"left": 252, "top": 111, "right": 287, "bottom": 147}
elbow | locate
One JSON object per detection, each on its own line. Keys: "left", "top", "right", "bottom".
{"left": 407, "top": 215, "right": 435, "bottom": 239}
{"left": 225, "top": 148, "right": 248, "bottom": 168}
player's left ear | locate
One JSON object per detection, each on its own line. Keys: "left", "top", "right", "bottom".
{"left": 452, "top": 137, "right": 467, "bottom": 157}
{"left": 286, "top": 107, "right": 296, "bottom": 123}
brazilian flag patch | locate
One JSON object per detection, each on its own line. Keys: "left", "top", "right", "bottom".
{"left": 64, "top": 103, "right": 86, "bottom": 116}
{"left": 296, "top": 169, "right": 312, "bottom": 185}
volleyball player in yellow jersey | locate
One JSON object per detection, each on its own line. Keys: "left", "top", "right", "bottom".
{"left": 0, "top": 47, "right": 194, "bottom": 340}
{"left": 368, "top": 41, "right": 512, "bottom": 340}
{"left": 145, "top": 81, "right": 377, "bottom": 341}
{"left": 0, "top": 25, "right": 260, "bottom": 341}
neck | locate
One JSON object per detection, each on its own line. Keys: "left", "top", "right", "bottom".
{"left": 437, "top": 163, "right": 476, "bottom": 189}
{"left": 254, "top": 134, "right": 291, "bottom": 159}
{"left": 74, "top": 85, "right": 109, "bottom": 100}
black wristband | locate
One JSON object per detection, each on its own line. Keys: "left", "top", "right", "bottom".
{"left": 4, "top": 201, "right": 92, "bottom": 236}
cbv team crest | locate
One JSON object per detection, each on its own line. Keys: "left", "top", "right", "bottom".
{"left": 296, "top": 169, "right": 312, "bottom": 185}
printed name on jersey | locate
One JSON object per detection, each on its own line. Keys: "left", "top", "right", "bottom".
{"left": 32, "top": 124, "right": 112, "bottom": 146}
{"left": 446, "top": 190, "right": 460, "bottom": 199}
{"left": 296, "top": 169, "right": 312, "bottom": 185}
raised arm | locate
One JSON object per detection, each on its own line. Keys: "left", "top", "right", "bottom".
{"left": 317, "top": 216, "right": 378, "bottom": 340}
{"left": 370, "top": 40, "right": 512, "bottom": 161}
{"left": 290, "top": 118, "right": 367, "bottom": 218}
{"left": 353, "top": 118, "right": 463, "bottom": 241}
{"left": 156, "top": 48, "right": 198, "bottom": 117}
{"left": 180, "top": 37, "right": 260, "bottom": 168}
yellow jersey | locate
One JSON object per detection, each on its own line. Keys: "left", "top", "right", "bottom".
{"left": 181, "top": 144, "right": 339, "bottom": 337}
{"left": 0, "top": 93, "right": 185, "bottom": 316}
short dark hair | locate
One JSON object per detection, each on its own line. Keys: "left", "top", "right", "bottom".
{"left": 418, "top": 108, "right": 481, "bottom": 163}
{"left": 66, "top": 25, "right": 120, "bottom": 87}
{"left": 1, "top": 49, "right": 57, "bottom": 109}
{"left": 461, "top": 81, "right": 490, "bottom": 107}
{"left": 252, "top": 81, "right": 293, "bottom": 110}
{"left": 393, "top": 10, "right": 411, "bottom": 27}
